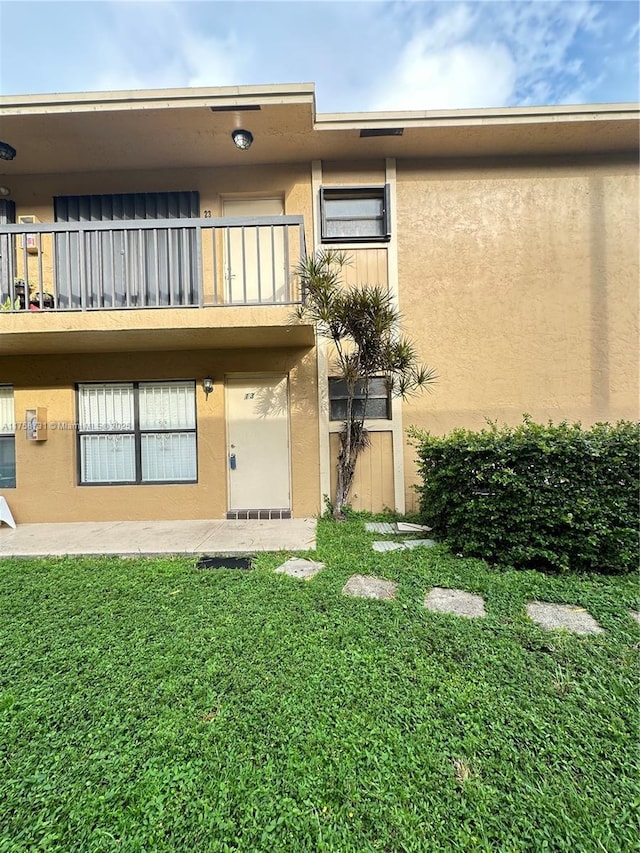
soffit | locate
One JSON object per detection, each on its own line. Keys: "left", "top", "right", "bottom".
{"left": 0, "top": 86, "right": 638, "bottom": 176}
{"left": 0, "top": 325, "right": 315, "bottom": 356}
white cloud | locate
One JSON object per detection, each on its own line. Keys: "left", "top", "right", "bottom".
{"left": 368, "top": 1, "right": 611, "bottom": 111}
{"left": 372, "top": 33, "right": 517, "bottom": 111}
{"left": 89, "top": 3, "right": 249, "bottom": 92}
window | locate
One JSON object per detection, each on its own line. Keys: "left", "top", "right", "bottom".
{"left": 0, "top": 386, "right": 16, "bottom": 488}
{"left": 77, "top": 381, "right": 197, "bottom": 485}
{"left": 320, "top": 185, "right": 391, "bottom": 243}
{"left": 328, "top": 377, "right": 390, "bottom": 421}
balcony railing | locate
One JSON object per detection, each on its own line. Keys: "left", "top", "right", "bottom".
{"left": 0, "top": 215, "right": 306, "bottom": 312}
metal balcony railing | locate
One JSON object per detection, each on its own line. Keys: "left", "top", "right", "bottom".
{"left": 0, "top": 215, "right": 306, "bottom": 312}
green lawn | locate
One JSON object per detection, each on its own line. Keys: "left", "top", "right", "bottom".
{"left": 1, "top": 519, "right": 638, "bottom": 852}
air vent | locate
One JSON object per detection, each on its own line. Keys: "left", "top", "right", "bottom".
{"left": 210, "top": 105, "right": 262, "bottom": 112}
{"left": 359, "top": 128, "right": 404, "bottom": 138}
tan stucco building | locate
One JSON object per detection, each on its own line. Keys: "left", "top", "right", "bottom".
{"left": 0, "top": 84, "right": 637, "bottom": 523}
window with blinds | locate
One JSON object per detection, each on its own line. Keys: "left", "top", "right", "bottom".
{"left": 328, "top": 377, "right": 391, "bottom": 421}
{"left": 0, "top": 386, "right": 16, "bottom": 488}
{"left": 320, "top": 186, "right": 391, "bottom": 243}
{"left": 77, "top": 381, "right": 197, "bottom": 484}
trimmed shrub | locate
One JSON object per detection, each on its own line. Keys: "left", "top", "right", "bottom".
{"left": 410, "top": 417, "right": 639, "bottom": 573}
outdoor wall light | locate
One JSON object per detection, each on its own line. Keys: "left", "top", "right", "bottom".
{"left": 0, "top": 186, "right": 10, "bottom": 197}
{"left": 0, "top": 141, "right": 16, "bottom": 161}
{"left": 231, "top": 129, "right": 253, "bottom": 151}
{"left": 202, "top": 377, "right": 214, "bottom": 400}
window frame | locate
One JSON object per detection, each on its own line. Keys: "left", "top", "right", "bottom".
{"left": 320, "top": 185, "right": 391, "bottom": 244}
{"left": 0, "top": 385, "right": 16, "bottom": 489}
{"left": 328, "top": 376, "right": 391, "bottom": 422}
{"left": 76, "top": 380, "right": 198, "bottom": 486}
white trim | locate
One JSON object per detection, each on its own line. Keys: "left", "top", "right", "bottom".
{"left": 312, "top": 159, "right": 332, "bottom": 511}
{"left": 319, "top": 242, "right": 391, "bottom": 251}
{"left": 328, "top": 421, "right": 393, "bottom": 434}
{"left": 386, "top": 157, "right": 406, "bottom": 514}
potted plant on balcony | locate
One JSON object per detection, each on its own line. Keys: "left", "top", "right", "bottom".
{"left": 10, "top": 278, "right": 55, "bottom": 310}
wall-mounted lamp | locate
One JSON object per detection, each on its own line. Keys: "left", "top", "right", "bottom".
{"left": 0, "top": 141, "right": 16, "bottom": 161}
{"left": 231, "top": 129, "right": 253, "bottom": 151}
{"left": 0, "top": 186, "right": 10, "bottom": 197}
{"left": 202, "top": 377, "right": 214, "bottom": 400}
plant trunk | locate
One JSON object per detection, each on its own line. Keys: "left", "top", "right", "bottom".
{"left": 333, "top": 430, "right": 359, "bottom": 519}
{"left": 333, "top": 414, "right": 368, "bottom": 520}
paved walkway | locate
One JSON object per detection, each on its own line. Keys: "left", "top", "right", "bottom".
{"left": 0, "top": 518, "right": 317, "bottom": 557}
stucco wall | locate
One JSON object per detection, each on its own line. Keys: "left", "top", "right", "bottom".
{"left": 0, "top": 346, "right": 319, "bottom": 523}
{"left": 9, "top": 162, "right": 312, "bottom": 230}
{"left": 396, "top": 155, "right": 639, "bottom": 509}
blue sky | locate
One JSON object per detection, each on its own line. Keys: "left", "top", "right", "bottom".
{"left": 0, "top": 1, "right": 637, "bottom": 111}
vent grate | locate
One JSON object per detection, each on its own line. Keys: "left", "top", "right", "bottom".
{"left": 210, "top": 105, "right": 262, "bottom": 112}
{"left": 359, "top": 128, "right": 404, "bottom": 138}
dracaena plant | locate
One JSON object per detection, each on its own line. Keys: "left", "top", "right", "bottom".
{"left": 294, "top": 250, "right": 436, "bottom": 519}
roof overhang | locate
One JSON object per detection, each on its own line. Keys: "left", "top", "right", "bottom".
{"left": 0, "top": 83, "right": 638, "bottom": 176}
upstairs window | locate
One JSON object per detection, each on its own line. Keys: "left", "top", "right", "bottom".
{"left": 0, "top": 386, "right": 16, "bottom": 488}
{"left": 328, "top": 377, "right": 391, "bottom": 421}
{"left": 320, "top": 186, "right": 391, "bottom": 243}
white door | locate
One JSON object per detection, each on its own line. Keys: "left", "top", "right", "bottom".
{"left": 222, "top": 198, "right": 286, "bottom": 304}
{"left": 226, "top": 375, "right": 291, "bottom": 510}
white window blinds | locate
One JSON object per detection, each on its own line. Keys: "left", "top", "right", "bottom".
{"left": 0, "top": 386, "right": 14, "bottom": 434}
{"left": 78, "top": 383, "right": 134, "bottom": 431}
{"left": 138, "top": 382, "right": 196, "bottom": 430}
{"left": 77, "top": 381, "right": 196, "bottom": 484}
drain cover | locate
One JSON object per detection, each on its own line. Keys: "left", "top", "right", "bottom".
{"left": 196, "top": 556, "right": 253, "bottom": 570}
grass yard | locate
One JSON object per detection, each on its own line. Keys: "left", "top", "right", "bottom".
{"left": 1, "top": 519, "right": 638, "bottom": 852}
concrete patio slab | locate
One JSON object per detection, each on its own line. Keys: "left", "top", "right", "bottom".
{"left": 525, "top": 601, "right": 604, "bottom": 635}
{"left": 275, "top": 557, "right": 324, "bottom": 580}
{"left": 424, "top": 587, "right": 486, "bottom": 619}
{"left": 0, "top": 518, "right": 317, "bottom": 557}
{"left": 372, "top": 540, "right": 405, "bottom": 552}
{"left": 342, "top": 574, "right": 397, "bottom": 600}
{"left": 365, "top": 522, "right": 396, "bottom": 534}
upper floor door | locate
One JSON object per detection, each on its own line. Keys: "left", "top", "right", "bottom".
{"left": 222, "top": 198, "right": 287, "bottom": 304}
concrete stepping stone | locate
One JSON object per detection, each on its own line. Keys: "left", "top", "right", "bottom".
{"left": 525, "top": 601, "right": 604, "bottom": 635}
{"left": 365, "top": 522, "right": 396, "bottom": 534}
{"left": 372, "top": 539, "right": 436, "bottom": 552}
{"left": 343, "top": 574, "right": 397, "bottom": 600}
{"left": 396, "top": 522, "right": 433, "bottom": 533}
{"left": 630, "top": 610, "right": 640, "bottom": 625}
{"left": 424, "top": 587, "right": 486, "bottom": 618}
{"left": 372, "top": 540, "right": 405, "bottom": 552}
{"left": 402, "top": 538, "right": 437, "bottom": 550}
{"left": 274, "top": 557, "right": 324, "bottom": 580}
{"left": 365, "top": 521, "right": 434, "bottom": 535}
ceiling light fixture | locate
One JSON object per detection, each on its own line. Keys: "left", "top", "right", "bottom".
{"left": 231, "top": 129, "right": 253, "bottom": 151}
{"left": 0, "top": 141, "right": 16, "bottom": 161}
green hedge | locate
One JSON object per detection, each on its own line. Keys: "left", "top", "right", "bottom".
{"left": 410, "top": 418, "right": 639, "bottom": 573}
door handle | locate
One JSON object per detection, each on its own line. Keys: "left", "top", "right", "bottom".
{"left": 229, "top": 453, "right": 237, "bottom": 470}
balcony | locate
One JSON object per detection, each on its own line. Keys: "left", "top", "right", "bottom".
{"left": 0, "top": 216, "right": 314, "bottom": 355}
